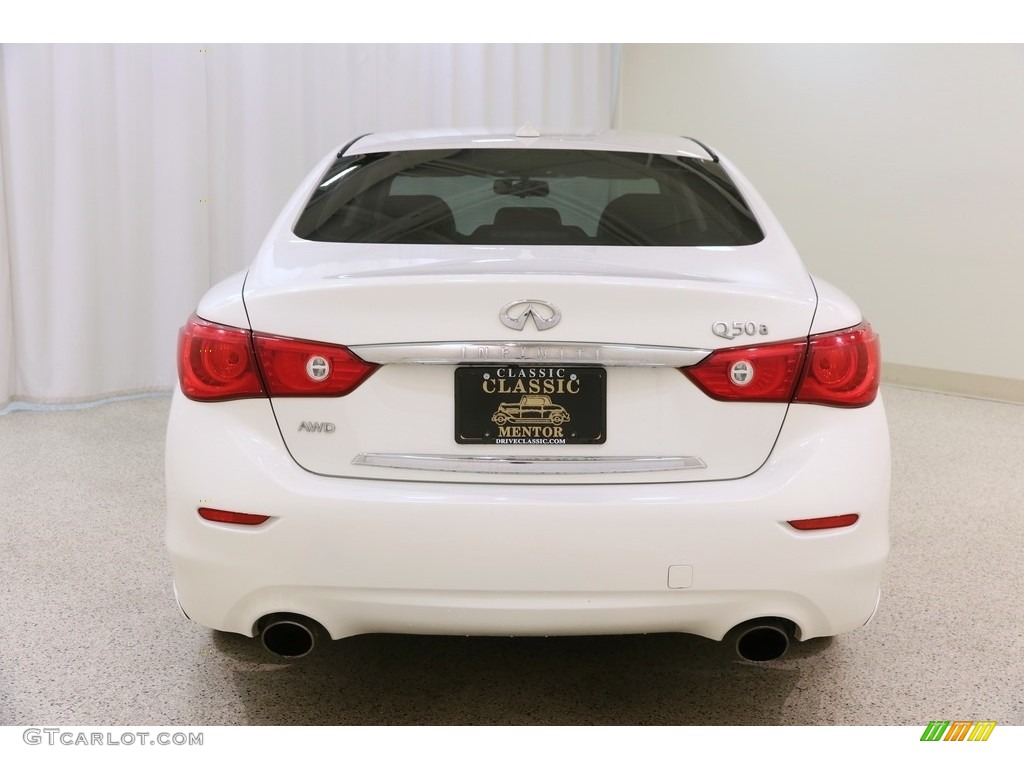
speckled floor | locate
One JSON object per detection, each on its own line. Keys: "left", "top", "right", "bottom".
{"left": 0, "top": 386, "right": 1021, "bottom": 726}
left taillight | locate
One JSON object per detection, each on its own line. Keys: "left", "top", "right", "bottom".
{"left": 253, "top": 333, "right": 378, "bottom": 397}
{"left": 178, "top": 315, "right": 265, "bottom": 401}
{"left": 178, "top": 315, "right": 378, "bottom": 401}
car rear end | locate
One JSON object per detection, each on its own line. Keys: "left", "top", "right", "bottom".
{"left": 166, "top": 131, "right": 889, "bottom": 658}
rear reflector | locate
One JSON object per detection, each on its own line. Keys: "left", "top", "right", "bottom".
{"left": 177, "top": 315, "right": 377, "bottom": 401}
{"left": 681, "top": 322, "right": 880, "bottom": 407}
{"left": 198, "top": 508, "right": 271, "bottom": 526}
{"left": 787, "top": 514, "right": 859, "bottom": 531}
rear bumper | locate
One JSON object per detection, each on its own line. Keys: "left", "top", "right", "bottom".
{"left": 165, "top": 391, "right": 890, "bottom": 642}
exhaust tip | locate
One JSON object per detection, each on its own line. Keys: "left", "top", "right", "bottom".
{"left": 732, "top": 618, "right": 793, "bottom": 663}
{"left": 259, "top": 614, "right": 320, "bottom": 659}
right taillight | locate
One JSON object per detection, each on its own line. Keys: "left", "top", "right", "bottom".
{"left": 682, "top": 321, "right": 880, "bottom": 408}
{"left": 794, "top": 322, "right": 880, "bottom": 407}
{"left": 681, "top": 338, "right": 807, "bottom": 402}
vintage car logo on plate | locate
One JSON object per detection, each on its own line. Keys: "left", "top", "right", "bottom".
{"left": 491, "top": 394, "right": 571, "bottom": 427}
{"left": 499, "top": 300, "right": 561, "bottom": 331}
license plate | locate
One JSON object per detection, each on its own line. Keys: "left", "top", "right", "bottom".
{"left": 455, "top": 366, "right": 606, "bottom": 445}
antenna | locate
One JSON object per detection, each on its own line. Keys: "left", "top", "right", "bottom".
{"left": 515, "top": 122, "right": 541, "bottom": 138}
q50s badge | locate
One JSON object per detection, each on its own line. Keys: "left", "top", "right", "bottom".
{"left": 712, "top": 321, "right": 768, "bottom": 340}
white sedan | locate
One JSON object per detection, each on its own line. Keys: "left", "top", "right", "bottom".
{"left": 166, "top": 128, "right": 889, "bottom": 662}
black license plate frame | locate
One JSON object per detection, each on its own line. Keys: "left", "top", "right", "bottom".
{"left": 454, "top": 366, "right": 606, "bottom": 445}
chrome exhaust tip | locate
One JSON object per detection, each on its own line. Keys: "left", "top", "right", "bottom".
{"left": 259, "top": 614, "right": 320, "bottom": 659}
{"left": 731, "top": 618, "right": 793, "bottom": 663}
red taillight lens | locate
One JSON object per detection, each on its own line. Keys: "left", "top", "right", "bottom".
{"left": 794, "top": 323, "right": 880, "bottom": 407}
{"left": 178, "top": 315, "right": 378, "bottom": 401}
{"left": 178, "top": 315, "right": 265, "bottom": 401}
{"left": 682, "top": 322, "right": 880, "bottom": 408}
{"left": 682, "top": 339, "right": 807, "bottom": 402}
{"left": 198, "top": 508, "right": 270, "bottom": 526}
{"left": 788, "top": 513, "right": 859, "bottom": 531}
{"left": 253, "top": 334, "right": 378, "bottom": 397}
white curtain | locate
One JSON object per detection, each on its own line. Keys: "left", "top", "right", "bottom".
{"left": 0, "top": 44, "right": 619, "bottom": 408}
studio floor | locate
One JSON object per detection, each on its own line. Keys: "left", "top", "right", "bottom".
{"left": 0, "top": 386, "right": 1021, "bottom": 726}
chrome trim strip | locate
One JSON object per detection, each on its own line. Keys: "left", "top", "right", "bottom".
{"left": 349, "top": 342, "right": 711, "bottom": 367}
{"left": 352, "top": 453, "right": 707, "bottom": 475}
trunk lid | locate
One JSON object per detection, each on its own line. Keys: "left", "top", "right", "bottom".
{"left": 242, "top": 239, "right": 816, "bottom": 484}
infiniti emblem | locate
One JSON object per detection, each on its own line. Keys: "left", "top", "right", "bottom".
{"left": 499, "top": 300, "right": 561, "bottom": 331}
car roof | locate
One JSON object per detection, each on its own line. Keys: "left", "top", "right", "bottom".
{"left": 344, "top": 128, "right": 716, "bottom": 162}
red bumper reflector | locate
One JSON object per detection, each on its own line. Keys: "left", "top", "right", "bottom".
{"left": 787, "top": 513, "right": 859, "bottom": 531}
{"left": 198, "top": 508, "right": 270, "bottom": 526}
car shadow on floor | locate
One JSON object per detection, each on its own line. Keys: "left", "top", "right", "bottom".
{"left": 212, "top": 631, "right": 833, "bottom": 725}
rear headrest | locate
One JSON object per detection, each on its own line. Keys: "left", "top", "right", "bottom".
{"left": 598, "top": 193, "right": 695, "bottom": 245}
{"left": 381, "top": 195, "right": 456, "bottom": 240}
{"left": 493, "top": 207, "right": 563, "bottom": 229}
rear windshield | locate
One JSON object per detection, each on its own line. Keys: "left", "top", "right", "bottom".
{"left": 294, "top": 148, "right": 764, "bottom": 246}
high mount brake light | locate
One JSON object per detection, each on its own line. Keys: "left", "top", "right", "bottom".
{"left": 178, "top": 316, "right": 377, "bottom": 402}
{"left": 682, "top": 322, "right": 880, "bottom": 407}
